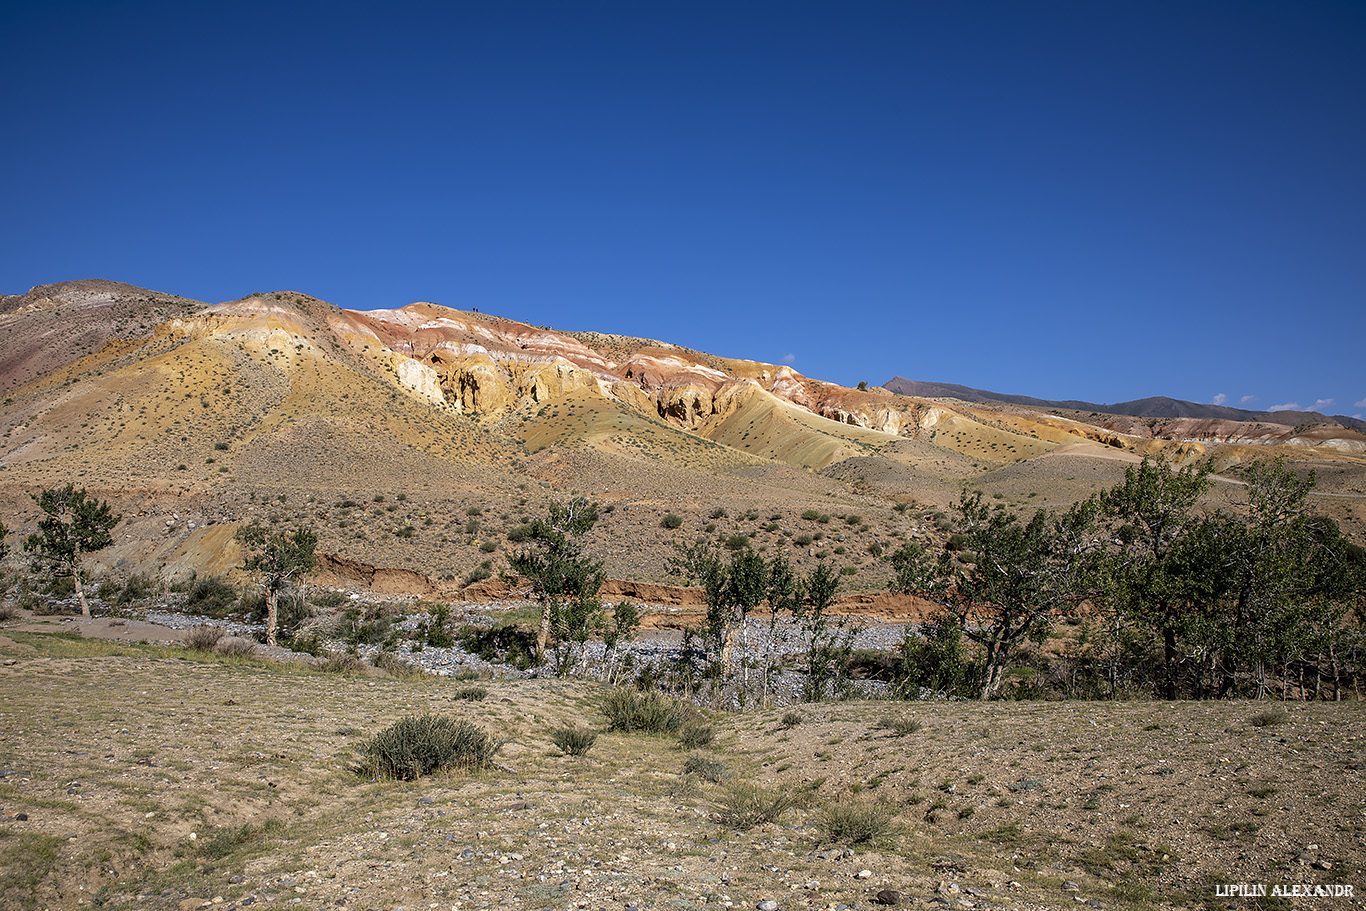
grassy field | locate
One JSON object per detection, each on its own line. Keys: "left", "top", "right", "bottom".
{"left": 0, "top": 630, "right": 1362, "bottom": 911}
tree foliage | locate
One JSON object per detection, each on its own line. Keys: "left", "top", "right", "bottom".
{"left": 236, "top": 523, "right": 317, "bottom": 646}
{"left": 890, "top": 491, "right": 1096, "bottom": 698}
{"left": 24, "top": 484, "right": 121, "bottom": 617}
{"left": 505, "top": 497, "right": 606, "bottom": 674}
{"left": 890, "top": 457, "right": 1366, "bottom": 700}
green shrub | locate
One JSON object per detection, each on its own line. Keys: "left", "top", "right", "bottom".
{"left": 426, "top": 604, "right": 455, "bottom": 648}
{"left": 452, "top": 686, "right": 487, "bottom": 701}
{"left": 710, "top": 507, "right": 729, "bottom": 519}
{"left": 550, "top": 726, "right": 597, "bottom": 756}
{"left": 359, "top": 714, "right": 500, "bottom": 780}
{"left": 506, "top": 524, "right": 536, "bottom": 543}
{"left": 186, "top": 576, "right": 238, "bottom": 617}
{"left": 682, "top": 754, "right": 730, "bottom": 783}
{"left": 661, "top": 513, "right": 684, "bottom": 529}
{"left": 780, "top": 711, "right": 803, "bottom": 730}
{"left": 601, "top": 687, "right": 691, "bottom": 734}
{"left": 714, "top": 781, "right": 797, "bottom": 830}
{"left": 815, "top": 795, "right": 897, "bottom": 844}
{"left": 724, "top": 534, "right": 749, "bottom": 551}
{"left": 794, "top": 534, "right": 814, "bottom": 547}
{"left": 801, "top": 509, "right": 821, "bottom": 521}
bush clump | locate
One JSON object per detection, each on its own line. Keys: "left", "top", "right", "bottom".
{"left": 186, "top": 576, "right": 239, "bottom": 617}
{"left": 878, "top": 714, "right": 923, "bottom": 736}
{"left": 678, "top": 721, "right": 715, "bottom": 749}
{"left": 682, "top": 754, "right": 731, "bottom": 783}
{"left": 815, "top": 795, "right": 897, "bottom": 844}
{"left": 185, "top": 624, "right": 225, "bottom": 651}
{"left": 359, "top": 714, "right": 501, "bottom": 780}
{"left": 452, "top": 685, "right": 488, "bottom": 701}
{"left": 601, "top": 687, "right": 691, "bottom": 734}
{"left": 550, "top": 725, "right": 597, "bottom": 756}
{"left": 661, "top": 513, "right": 684, "bottom": 529}
{"left": 714, "top": 781, "right": 798, "bottom": 830}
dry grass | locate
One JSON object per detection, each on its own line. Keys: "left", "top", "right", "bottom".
{"left": 1, "top": 630, "right": 1363, "bottom": 911}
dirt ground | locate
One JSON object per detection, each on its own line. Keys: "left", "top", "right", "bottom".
{"left": 0, "top": 625, "right": 1363, "bottom": 911}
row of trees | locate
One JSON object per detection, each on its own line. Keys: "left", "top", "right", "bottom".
{"left": 889, "top": 458, "right": 1366, "bottom": 700}
{"left": 9, "top": 456, "right": 1363, "bottom": 703}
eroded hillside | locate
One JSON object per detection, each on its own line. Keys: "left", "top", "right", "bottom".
{"left": 2, "top": 280, "right": 1363, "bottom": 597}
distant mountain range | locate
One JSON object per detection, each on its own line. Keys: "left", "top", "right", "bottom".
{"left": 882, "top": 378, "right": 1366, "bottom": 435}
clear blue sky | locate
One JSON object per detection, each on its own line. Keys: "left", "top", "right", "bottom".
{"left": 3, "top": 1, "right": 1363, "bottom": 417}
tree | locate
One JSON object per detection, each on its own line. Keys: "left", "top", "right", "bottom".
{"left": 237, "top": 524, "right": 317, "bottom": 646}
{"left": 24, "top": 484, "right": 121, "bottom": 617}
{"left": 889, "top": 491, "right": 1095, "bottom": 699}
{"left": 794, "top": 561, "right": 849, "bottom": 701}
{"left": 1094, "top": 456, "right": 1211, "bottom": 698}
{"left": 505, "top": 497, "right": 605, "bottom": 670}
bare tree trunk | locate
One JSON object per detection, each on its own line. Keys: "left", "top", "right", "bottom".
{"left": 74, "top": 571, "right": 91, "bottom": 618}
{"left": 266, "top": 589, "right": 279, "bottom": 647}
{"left": 537, "top": 603, "right": 552, "bottom": 662}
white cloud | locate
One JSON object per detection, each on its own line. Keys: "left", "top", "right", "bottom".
{"left": 1312, "top": 398, "right": 1336, "bottom": 412}
{"left": 1238, "top": 395, "right": 1258, "bottom": 406}
{"left": 1356, "top": 397, "right": 1366, "bottom": 409}
{"left": 781, "top": 353, "right": 796, "bottom": 364}
{"left": 1212, "top": 393, "right": 1228, "bottom": 406}
{"left": 1268, "top": 402, "right": 1301, "bottom": 413}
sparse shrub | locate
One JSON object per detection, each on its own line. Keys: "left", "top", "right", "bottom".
{"left": 1250, "top": 708, "right": 1287, "bottom": 727}
{"left": 661, "top": 513, "right": 684, "bottom": 529}
{"left": 710, "top": 507, "right": 729, "bottom": 519}
{"left": 373, "top": 650, "right": 426, "bottom": 679}
{"left": 678, "top": 722, "right": 715, "bottom": 749}
{"left": 879, "top": 713, "right": 923, "bottom": 736}
{"left": 601, "top": 687, "right": 691, "bottom": 734}
{"left": 452, "top": 686, "right": 487, "bottom": 701}
{"left": 550, "top": 725, "right": 597, "bottom": 756}
{"left": 198, "top": 818, "right": 283, "bottom": 859}
{"left": 780, "top": 710, "right": 803, "bottom": 730}
{"left": 212, "top": 636, "right": 258, "bottom": 658}
{"left": 845, "top": 515, "right": 862, "bottom": 526}
{"left": 724, "top": 534, "right": 749, "bottom": 551}
{"left": 683, "top": 754, "right": 730, "bottom": 783}
{"left": 506, "top": 523, "right": 535, "bottom": 542}
{"left": 359, "top": 714, "right": 501, "bottom": 780}
{"left": 463, "top": 565, "right": 493, "bottom": 586}
{"left": 184, "top": 625, "right": 225, "bottom": 651}
{"left": 801, "top": 509, "right": 821, "bottom": 521}
{"left": 214, "top": 441, "right": 230, "bottom": 451}
{"left": 320, "top": 651, "right": 368, "bottom": 675}
{"left": 0, "top": 604, "right": 17, "bottom": 622}
{"left": 714, "top": 781, "right": 797, "bottom": 830}
{"left": 815, "top": 795, "right": 897, "bottom": 844}
{"left": 479, "top": 540, "right": 498, "bottom": 553}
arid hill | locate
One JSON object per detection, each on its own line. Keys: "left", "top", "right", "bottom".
{"left": 2, "top": 280, "right": 1363, "bottom": 601}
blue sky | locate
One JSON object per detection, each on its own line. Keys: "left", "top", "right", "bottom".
{"left": 3, "top": 1, "right": 1363, "bottom": 417}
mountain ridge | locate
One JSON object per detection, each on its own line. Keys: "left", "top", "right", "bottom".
{"left": 883, "top": 376, "right": 1366, "bottom": 434}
